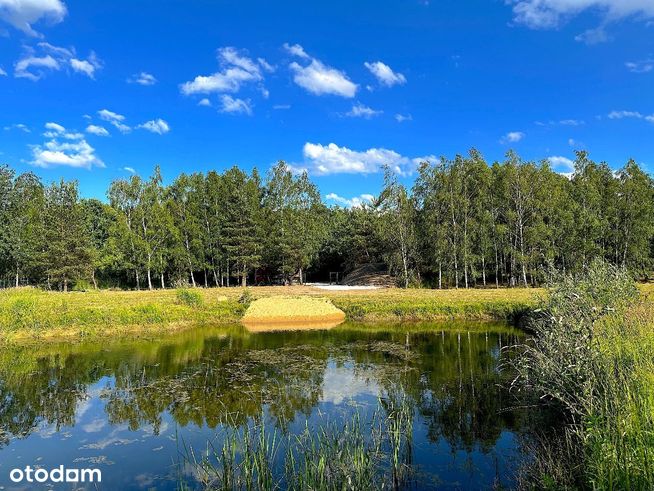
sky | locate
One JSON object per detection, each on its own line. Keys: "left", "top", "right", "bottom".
{"left": 1, "top": 0, "right": 654, "bottom": 206}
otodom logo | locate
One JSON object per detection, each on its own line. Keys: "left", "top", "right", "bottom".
{"left": 10, "top": 465, "right": 101, "bottom": 484}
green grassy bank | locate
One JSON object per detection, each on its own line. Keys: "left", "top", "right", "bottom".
{"left": 513, "top": 264, "right": 654, "bottom": 489}
{"left": 0, "top": 285, "right": 541, "bottom": 343}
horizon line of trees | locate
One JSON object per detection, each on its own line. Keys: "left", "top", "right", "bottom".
{"left": 1, "top": 150, "right": 653, "bottom": 291}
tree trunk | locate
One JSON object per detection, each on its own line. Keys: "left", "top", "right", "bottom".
{"left": 135, "top": 270, "right": 140, "bottom": 291}
{"left": 63, "top": 277, "right": 68, "bottom": 293}
{"left": 15, "top": 269, "right": 19, "bottom": 288}
{"left": 189, "top": 270, "right": 196, "bottom": 288}
{"left": 161, "top": 272, "right": 165, "bottom": 289}
{"left": 481, "top": 255, "right": 486, "bottom": 287}
{"left": 92, "top": 270, "right": 98, "bottom": 289}
{"left": 147, "top": 266, "right": 153, "bottom": 290}
{"left": 438, "top": 261, "right": 442, "bottom": 289}
{"left": 241, "top": 269, "right": 247, "bottom": 287}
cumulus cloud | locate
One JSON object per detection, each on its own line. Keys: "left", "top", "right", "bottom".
{"left": 364, "top": 61, "right": 406, "bottom": 87}
{"left": 86, "top": 124, "right": 109, "bottom": 136}
{"left": 70, "top": 52, "right": 101, "bottom": 78}
{"left": 180, "top": 47, "right": 267, "bottom": 96}
{"left": 508, "top": 0, "right": 654, "bottom": 43}
{"left": 0, "top": 0, "right": 67, "bottom": 36}
{"left": 0, "top": 66, "right": 6, "bottom": 76}
{"left": 625, "top": 59, "right": 654, "bottom": 73}
{"left": 325, "top": 193, "right": 375, "bottom": 208}
{"left": 128, "top": 71, "right": 157, "bottom": 85}
{"left": 98, "top": 109, "right": 131, "bottom": 133}
{"left": 395, "top": 113, "right": 412, "bottom": 122}
{"left": 15, "top": 42, "right": 101, "bottom": 80}
{"left": 608, "top": 110, "right": 654, "bottom": 122}
{"left": 300, "top": 142, "right": 428, "bottom": 176}
{"left": 283, "top": 42, "right": 310, "bottom": 59}
{"left": 219, "top": 95, "right": 252, "bottom": 115}
{"left": 548, "top": 156, "right": 575, "bottom": 177}
{"left": 198, "top": 98, "right": 212, "bottom": 107}
{"left": 287, "top": 43, "right": 357, "bottom": 98}
{"left": 137, "top": 118, "right": 170, "bottom": 134}
{"left": 346, "top": 103, "right": 382, "bottom": 119}
{"left": 500, "top": 131, "right": 525, "bottom": 144}
{"left": 31, "top": 122, "right": 104, "bottom": 169}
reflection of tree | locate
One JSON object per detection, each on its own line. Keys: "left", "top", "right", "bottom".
{"left": 0, "top": 323, "right": 529, "bottom": 464}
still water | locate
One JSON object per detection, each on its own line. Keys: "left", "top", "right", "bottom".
{"left": 0, "top": 323, "right": 538, "bottom": 490}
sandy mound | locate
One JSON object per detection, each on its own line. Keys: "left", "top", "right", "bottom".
{"left": 242, "top": 296, "right": 345, "bottom": 331}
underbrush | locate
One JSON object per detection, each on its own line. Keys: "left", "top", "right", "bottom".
{"left": 511, "top": 261, "right": 654, "bottom": 489}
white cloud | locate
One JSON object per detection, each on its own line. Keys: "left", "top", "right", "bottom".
{"left": 98, "top": 109, "right": 131, "bottom": 133}
{"left": 500, "top": 131, "right": 525, "bottom": 144}
{"left": 364, "top": 61, "right": 406, "bottom": 87}
{"left": 0, "top": 0, "right": 67, "bottom": 36}
{"left": 123, "top": 166, "right": 136, "bottom": 174}
{"left": 86, "top": 124, "right": 109, "bottom": 136}
{"left": 548, "top": 156, "right": 575, "bottom": 177}
{"left": 137, "top": 118, "right": 170, "bottom": 134}
{"left": 326, "top": 193, "right": 375, "bottom": 208}
{"left": 180, "top": 46, "right": 265, "bottom": 96}
{"left": 301, "top": 142, "right": 424, "bottom": 176}
{"left": 15, "top": 53, "right": 59, "bottom": 81}
{"left": 14, "top": 43, "right": 101, "bottom": 80}
{"left": 3, "top": 123, "right": 30, "bottom": 132}
{"left": 287, "top": 43, "right": 357, "bottom": 98}
{"left": 198, "top": 98, "right": 212, "bottom": 107}
{"left": 508, "top": 0, "right": 654, "bottom": 42}
{"left": 395, "top": 113, "right": 412, "bottom": 122}
{"left": 273, "top": 104, "right": 291, "bottom": 109}
{"left": 346, "top": 103, "right": 382, "bottom": 118}
{"left": 219, "top": 95, "right": 252, "bottom": 115}
{"left": 98, "top": 109, "right": 125, "bottom": 122}
{"left": 626, "top": 59, "right": 654, "bottom": 73}
{"left": 283, "top": 42, "right": 310, "bottom": 59}
{"left": 568, "top": 138, "right": 583, "bottom": 147}
{"left": 257, "top": 57, "right": 275, "bottom": 72}
{"left": 0, "top": 66, "right": 6, "bottom": 76}
{"left": 608, "top": 110, "right": 654, "bottom": 122}
{"left": 128, "top": 71, "right": 157, "bottom": 85}
{"left": 70, "top": 52, "right": 101, "bottom": 78}
{"left": 559, "top": 119, "right": 584, "bottom": 126}
{"left": 44, "top": 121, "right": 65, "bottom": 132}
{"left": 31, "top": 127, "right": 104, "bottom": 169}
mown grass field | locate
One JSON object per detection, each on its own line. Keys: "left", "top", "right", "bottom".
{"left": 0, "top": 284, "right": 568, "bottom": 343}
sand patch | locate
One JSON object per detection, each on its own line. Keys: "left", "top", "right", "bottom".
{"left": 242, "top": 296, "right": 345, "bottom": 332}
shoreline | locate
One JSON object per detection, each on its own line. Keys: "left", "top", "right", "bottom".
{"left": 0, "top": 285, "right": 542, "bottom": 344}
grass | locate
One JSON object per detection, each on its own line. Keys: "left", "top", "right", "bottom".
{"left": 0, "top": 285, "right": 541, "bottom": 343}
{"left": 511, "top": 261, "right": 654, "bottom": 489}
{"left": 179, "top": 394, "right": 414, "bottom": 491}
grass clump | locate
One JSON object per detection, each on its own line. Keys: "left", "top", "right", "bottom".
{"left": 180, "top": 394, "right": 414, "bottom": 491}
{"left": 510, "top": 260, "right": 653, "bottom": 489}
{"left": 176, "top": 287, "right": 203, "bottom": 307}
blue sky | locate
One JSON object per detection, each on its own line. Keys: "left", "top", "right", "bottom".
{"left": 1, "top": 0, "right": 653, "bottom": 205}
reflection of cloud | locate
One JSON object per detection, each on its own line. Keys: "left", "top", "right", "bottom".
{"left": 82, "top": 418, "right": 106, "bottom": 433}
{"left": 320, "top": 365, "right": 379, "bottom": 405}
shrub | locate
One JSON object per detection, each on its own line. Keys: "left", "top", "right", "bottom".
{"left": 176, "top": 288, "right": 203, "bottom": 307}
{"left": 238, "top": 288, "right": 253, "bottom": 306}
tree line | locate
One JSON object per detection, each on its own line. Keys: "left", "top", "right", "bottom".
{"left": 0, "top": 150, "right": 652, "bottom": 291}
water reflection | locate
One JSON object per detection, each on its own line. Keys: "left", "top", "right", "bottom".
{"left": 0, "top": 322, "right": 530, "bottom": 489}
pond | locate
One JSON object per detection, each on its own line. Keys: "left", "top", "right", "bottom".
{"left": 0, "top": 322, "right": 543, "bottom": 490}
